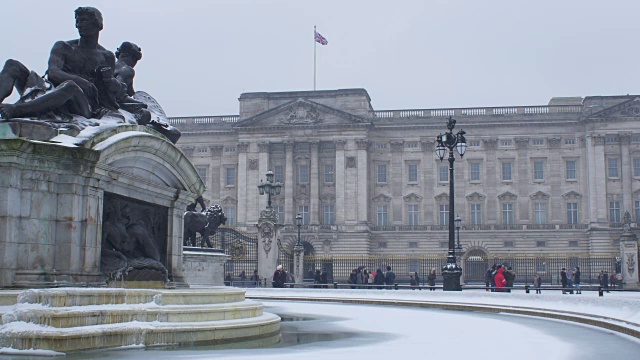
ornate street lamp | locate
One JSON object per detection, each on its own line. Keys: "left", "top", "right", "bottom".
{"left": 455, "top": 214, "right": 462, "bottom": 253}
{"left": 257, "top": 170, "right": 283, "bottom": 210}
{"left": 435, "top": 116, "right": 466, "bottom": 291}
{"left": 295, "top": 213, "right": 303, "bottom": 246}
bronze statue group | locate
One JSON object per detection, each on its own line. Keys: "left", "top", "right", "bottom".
{"left": 0, "top": 7, "right": 179, "bottom": 143}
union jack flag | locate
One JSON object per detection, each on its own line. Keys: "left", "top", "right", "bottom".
{"left": 314, "top": 31, "right": 328, "bottom": 45}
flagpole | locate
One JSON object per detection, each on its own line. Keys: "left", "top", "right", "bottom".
{"left": 313, "top": 25, "right": 317, "bottom": 91}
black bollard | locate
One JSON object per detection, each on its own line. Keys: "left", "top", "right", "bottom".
{"left": 333, "top": 282, "right": 338, "bottom": 289}
{"left": 525, "top": 285, "right": 530, "bottom": 294}
{"left": 598, "top": 286, "right": 603, "bottom": 297}
{"left": 394, "top": 283, "right": 398, "bottom": 290}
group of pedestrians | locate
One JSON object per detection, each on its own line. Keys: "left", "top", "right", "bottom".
{"left": 560, "top": 267, "right": 581, "bottom": 294}
{"left": 225, "top": 270, "right": 261, "bottom": 287}
{"left": 485, "top": 264, "right": 516, "bottom": 292}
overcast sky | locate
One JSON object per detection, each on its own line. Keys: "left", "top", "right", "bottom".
{"left": 2, "top": 0, "right": 639, "bottom": 117}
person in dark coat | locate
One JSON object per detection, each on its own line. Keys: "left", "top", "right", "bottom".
{"left": 427, "top": 268, "right": 437, "bottom": 291}
{"left": 320, "top": 268, "right": 328, "bottom": 288}
{"left": 414, "top": 272, "right": 421, "bottom": 287}
{"left": 410, "top": 275, "right": 417, "bottom": 289}
{"left": 384, "top": 266, "right": 396, "bottom": 286}
{"left": 374, "top": 268, "right": 385, "bottom": 289}
{"left": 349, "top": 270, "right": 358, "bottom": 289}
{"left": 494, "top": 267, "right": 507, "bottom": 292}
{"left": 574, "top": 266, "right": 581, "bottom": 294}
{"left": 250, "top": 270, "right": 260, "bottom": 287}
{"left": 224, "top": 273, "right": 232, "bottom": 286}
{"left": 560, "top": 268, "right": 568, "bottom": 294}
{"left": 504, "top": 266, "right": 515, "bottom": 293}
{"left": 272, "top": 265, "right": 287, "bottom": 288}
{"left": 314, "top": 269, "right": 321, "bottom": 288}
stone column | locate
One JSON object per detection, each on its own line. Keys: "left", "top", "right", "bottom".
{"left": 421, "top": 140, "right": 435, "bottom": 225}
{"left": 547, "top": 138, "right": 563, "bottom": 223}
{"left": 236, "top": 142, "right": 249, "bottom": 226}
{"left": 483, "top": 139, "right": 498, "bottom": 224}
{"left": 356, "top": 139, "right": 369, "bottom": 224}
{"left": 310, "top": 141, "right": 320, "bottom": 225}
{"left": 335, "top": 140, "right": 346, "bottom": 224}
{"left": 284, "top": 141, "right": 294, "bottom": 225}
{"left": 209, "top": 145, "right": 224, "bottom": 200}
{"left": 621, "top": 134, "right": 633, "bottom": 215}
{"left": 515, "top": 138, "right": 529, "bottom": 223}
{"left": 293, "top": 242, "right": 305, "bottom": 284}
{"left": 256, "top": 208, "right": 282, "bottom": 286}
{"left": 620, "top": 221, "right": 639, "bottom": 289}
{"left": 390, "top": 141, "right": 404, "bottom": 224}
{"left": 587, "top": 135, "right": 607, "bottom": 225}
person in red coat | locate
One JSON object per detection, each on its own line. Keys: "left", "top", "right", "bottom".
{"left": 494, "top": 267, "right": 507, "bottom": 292}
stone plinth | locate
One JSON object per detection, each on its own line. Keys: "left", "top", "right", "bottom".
{"left": 0, "top": 123, "right": 205, "bottom": 288}
{"left": 256, "top": 208, "right": 282, "bottom": 286}
{"left": 620, "top": 230, "right": 639, "bottom": 289}
{"left": 182, "top": 248, "right": 229, "bottom": 286}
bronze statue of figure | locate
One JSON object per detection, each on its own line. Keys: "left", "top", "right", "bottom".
{"left": 184, "top": 204, "right": 227, "bottom": 247}
{"left": 0, "top": 7, "right": 182, "bottom": 143}
{"left": 0, "top": 7, "right": 114, "bottom": 122}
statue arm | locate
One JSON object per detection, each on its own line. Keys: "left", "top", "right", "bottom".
{"left": 47, "top": 41, "right": 99, "bottom": 104}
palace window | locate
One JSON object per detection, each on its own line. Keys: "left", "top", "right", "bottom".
{"left": 439, "top": 204, "right": 449, "bottom": 225}
{"left": 533, "top": 160, "right": 544, "bottom": 181}
{"left": 408, "top": 204, "right": 419, "bottom": 225}
{"left": 408, "top": 164, "right": 418, "bottom": 183}
{"left": 324, "top": 164, "right": 334, "bottom": 183}
{"left": 323, "top": 204, "right": 335, "bottom": 225}
{"left": 298, "top": 164, "right": 309, "bottom": 184}
{"left": 500, "top": 139, "right": 512, "bottom": 146}
{"left": 534, "top": 202, "right": 547, "bottom": 224}
{"left": 196, "top": 166, "right": 207, "bottom": 184}
{"left": 377, "top": 164, "right": 387, "bottom": 183}
{"left": 532, "top": 139, "right": 544, "bottom": 146}
{"left": 502, "top": 203, "right": 514, "bottom": 224}
{"left": 634, "top": 158, "right": 640, "bottom": 177}
{"left": 470, "top": 162, "right": 481, "bottom": 182}
{"left": 501, "top": 162, "right": 512, "bottom": 181}
{"left": 569, "top": 241, "right": 579, "bottom": 247}
{"left": 608, "top": 158, "right": 619, "bottom": 178}
{"left": 274, "top": 165, "right": 284, "bottom": 183}
{"left": 274, "top": 205, "right": 284, "bottom": 224}
{"left": 409, "top": 242, "right": 418, "bottom": 248}
{"left": 471, "top": 203, "right": 482, "bottom": 225}
{"left": 609, "top": 201, "right": 621, "bottom": 223}
{"left": 224, "top": 207, "right": 236, "bottom": 226}
{"left": 298, "top": 205, "right": 309, "bottom": 225}
{"left": 567, "top": 202, "right": 578, "bottom": 224}
{"left": 536, "top": 241, "right": 546, "bottom": 247}
{"left": 565, "top": 160, "right": 577, "bottom": 180}
{"left": 225, "top": 167, "right": 235, "bottom": 186}
{"left": 377, "top": 205, "right": 388, "bottom": 226}
{"left": 439, "top": 164, "right": 449, "bottom": 182}
{"left": 565, "top": 139, "right": 576, "bottom": 145}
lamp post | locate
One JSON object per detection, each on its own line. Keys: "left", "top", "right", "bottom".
{"left": 295, "top": 213, "right": 303, "bottom": 246}
{"left": 435, "top": 116, "right": 466, "bottom": 291}
{"left": 257, "top": 170, "right": 283, "bottom": 210}
{"left": 455, "top": 214, "right": 462, "bottom": 256}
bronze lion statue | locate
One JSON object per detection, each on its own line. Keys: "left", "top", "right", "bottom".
{"left": 184, "top": 204, "right": 227, "bottom": 247}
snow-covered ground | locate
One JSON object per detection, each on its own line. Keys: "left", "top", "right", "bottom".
{"left": 2, "top": 288, "right": 640, "bottom": 360}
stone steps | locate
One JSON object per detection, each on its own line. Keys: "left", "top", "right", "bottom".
{"left": 0, "top": 288, "right": 281, "bottom": 354}
{"left": 2, "top": 300, "right": 264, "bottom": 328}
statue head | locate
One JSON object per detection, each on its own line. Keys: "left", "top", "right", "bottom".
{"left": 116, "top": 42, "right": 143, "bottom": 62}
{"left": 75, "top": 7, "right": 104, "bottom": 32}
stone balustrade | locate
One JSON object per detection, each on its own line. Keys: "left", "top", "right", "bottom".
{"left": 278, "top": 223, "right": 591, "bottom": 233}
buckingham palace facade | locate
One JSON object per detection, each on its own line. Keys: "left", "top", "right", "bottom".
{"left": 169, "top": 88, "right": 640, "bottom": 259}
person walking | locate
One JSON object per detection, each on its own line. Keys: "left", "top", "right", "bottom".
{"left": 272, "top": 265, "right": 287, "bottom": 288}
{"left": 574, "top": 267, "right": 581, "bottom": 294}
{"left": 349, "top": 270, "right": 358, "bottom": 289}
{"left": 427, "top": 268, "right": 437, "bottom": 291}
{"left": 533, "top": 274, "right": 542, "bottom": 294}
{"left": 314, "top": 269, "right": 321, "bottom": 288}
{"left": 414, "top": 272, "right": 421, "bottom": 287}
{"left": 410, "top": 275, "right": 417, "bottom": 289}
